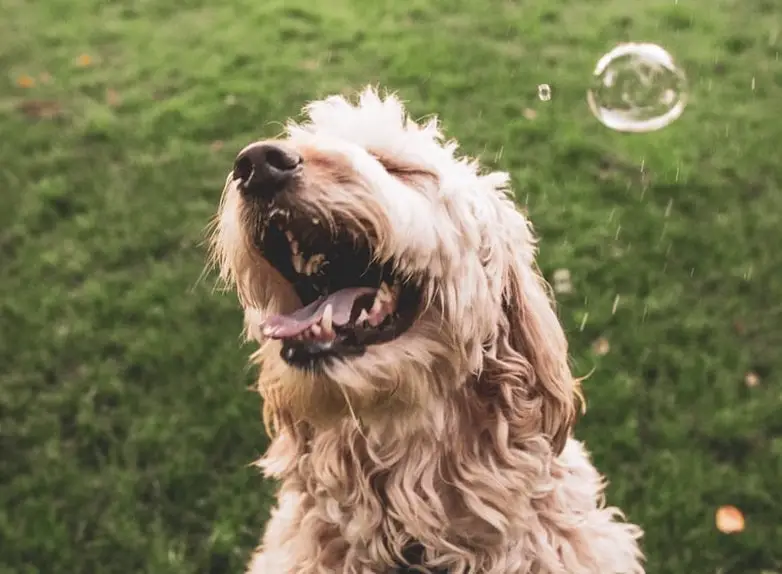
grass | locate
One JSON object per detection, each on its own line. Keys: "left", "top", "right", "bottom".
{"left": 0, "top": 0, "right": 780, "bottom": 572}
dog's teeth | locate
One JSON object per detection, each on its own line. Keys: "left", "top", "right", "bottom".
{"left": 304, "top": 253, "right": 326, "bottom": 276}
{"left": 311, "top": 323, "right": 322, "bottom": 337}
{"left": 321, "top": 304, "right": 334, "bottom": 334}
{"left": 292, "top": 253, "right": 305, "bottom": 273}
{"left": 356, "top": 309, "right": 370, "bottom": 324}
{"left": 262, "top": 325, "right": 275, "bottom": 337}
{"left": 312, "top": 217, "right": 320, "bottom": 225}
{"left": 290, "top": 240, "right": 299, "bottom": 255}
{"left": 285, "top": 230, "right": 295, "bottom": 243}
{"left": 376, "top": 282, "right": 392, "bottom": 303}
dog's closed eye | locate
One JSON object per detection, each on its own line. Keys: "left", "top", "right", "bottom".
{"left": 369, "top": 149, "right": 440, "bottom": 190}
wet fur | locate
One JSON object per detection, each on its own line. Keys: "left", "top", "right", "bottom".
{"left": 209, "top": 87, "right": 644, "bottom": 573}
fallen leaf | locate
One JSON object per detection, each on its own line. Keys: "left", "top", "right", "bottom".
{"left": 744, "top": 371, "right": 760, "bottom": 388}
{"left": 17, "top": 99, "right": 62, "bottom": 119}
{"left": 592, "top": 337, "right": 610, "bottom": 356}
{"left": 76, "top": 53, "right": 93, "bottom": 67}
{"left": 715, "top": 505, "right": 745, "bottom": 534}
{"left": 16, "top": 75, "right": 36, "bottom": 88}
{"left": 210, "top": 140, "right": 224, "bottom": 152}
{"left": 106, "top": 88, "right": 121, "bottom": 107}
{"left": 522, "top": 108, "right": 537, "bottom": 120}
{"left": 39, "top": 72, "right": 53, "bottom": 84}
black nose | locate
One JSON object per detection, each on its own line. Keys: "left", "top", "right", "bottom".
{"left": 232, "top": 142, "right": 302, "bottom": 199}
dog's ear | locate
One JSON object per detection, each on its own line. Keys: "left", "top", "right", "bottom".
{"left": 504, "top": 256, "right": 581, "bottom": 454}
{"left": 478, "top": 187, "right": 581, "bottom": 456}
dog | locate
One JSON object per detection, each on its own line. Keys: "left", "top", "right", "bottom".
{"left": 209, "top": 86, "right": 645, "bottom": 574}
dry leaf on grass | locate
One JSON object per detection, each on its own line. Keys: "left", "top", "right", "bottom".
{"left": 715, "top": 505, "right": 745, "bottom": 534}
{"left": 16, "top": 75, "right": 36, "bottom": 88}
{"left": 522, "top": 108, "right": 537, "bottom": 120}
{"left": 17, "top": 100, "right": 63, "bottom": 119}
{"left": 210, "top": 140, "right": 224, "bottom": 153}
{"left": 76, "top": 53, "right": 92, "bottom": 67}
{"left": 592, "top": 337, "right": 610, "bottom": 356}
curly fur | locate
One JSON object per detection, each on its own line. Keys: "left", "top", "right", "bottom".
{"left": 209, "top": 86, "right": 645, "bottom": 574}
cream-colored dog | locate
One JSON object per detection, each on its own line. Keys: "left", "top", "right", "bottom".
{"left": 209, "top": 87, "right": 644, "bottom": 574}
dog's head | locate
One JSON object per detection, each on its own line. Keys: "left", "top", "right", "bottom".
{"left": 210, "top": 87, "right": 579, "bottom": 452}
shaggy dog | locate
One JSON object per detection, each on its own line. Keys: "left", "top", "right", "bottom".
{"left": 209, "top": 87, "right": 645, "bottom": 574}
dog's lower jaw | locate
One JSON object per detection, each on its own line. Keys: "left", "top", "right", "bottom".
{"left": 247, "top": 424, "right": 645, "bottom": 574}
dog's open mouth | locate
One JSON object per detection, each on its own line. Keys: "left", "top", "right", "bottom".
{"left": 257, "top": 208, "right": 420, "bottom": 365}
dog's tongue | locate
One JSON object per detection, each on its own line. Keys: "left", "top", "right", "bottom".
{"left": 262, "top": 287, "right": 378, "bottom": 338}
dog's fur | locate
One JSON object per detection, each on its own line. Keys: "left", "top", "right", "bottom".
{"left": 209, "top": 87, "right": 645, "bottom": 574}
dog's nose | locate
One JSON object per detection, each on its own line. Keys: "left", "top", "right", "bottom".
{"left": 232, "top": 142, "right": 302, "bottom": 199}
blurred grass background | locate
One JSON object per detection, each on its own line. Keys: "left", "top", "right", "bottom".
{"left": 1, "top": 0, "right": 780, "bottom": 572}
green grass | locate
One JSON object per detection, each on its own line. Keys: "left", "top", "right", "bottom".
{"left": 1, "top": 0, "right": 780, "bottom": 572}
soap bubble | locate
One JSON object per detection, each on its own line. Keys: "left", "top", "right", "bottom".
{"left": 538, "top": 84, "right": 552, "bottom": 101}
{"left": 587, "top": 43, "right": 688, "bottom": 133}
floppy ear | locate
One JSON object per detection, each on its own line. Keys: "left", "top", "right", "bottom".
{"left": 504, "top": 254, "right": 581, "bottom": 454}
{"left": 477, "top": 186, "right": 581, "bottom": 456}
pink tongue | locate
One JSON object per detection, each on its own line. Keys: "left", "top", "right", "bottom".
{"left": 263, "top": 287, "right": 378, "bottom": 339}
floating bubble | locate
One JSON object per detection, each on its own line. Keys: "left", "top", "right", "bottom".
{"left": 587, "top": 43, "right": 688, "bottom": 133}
{"left": 537, "top": 84, "right": 552, "bottom": 101}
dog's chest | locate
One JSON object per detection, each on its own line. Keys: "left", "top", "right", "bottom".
{"left": 391, "top": 543, "right": 455, "bottom": 574}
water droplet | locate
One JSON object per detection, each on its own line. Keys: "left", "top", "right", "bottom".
{"left": 537, "top": 84, "right": 552, "bottom": 101}
{"left": 587, "top": 43, "right": 688, "bottom": 133}
{"left": 744, "top": 371, "right": 760, "bottom": 388}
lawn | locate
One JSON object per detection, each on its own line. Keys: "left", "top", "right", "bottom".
{"left": 1, "top": 0, "right": 780, "bottom": 572}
